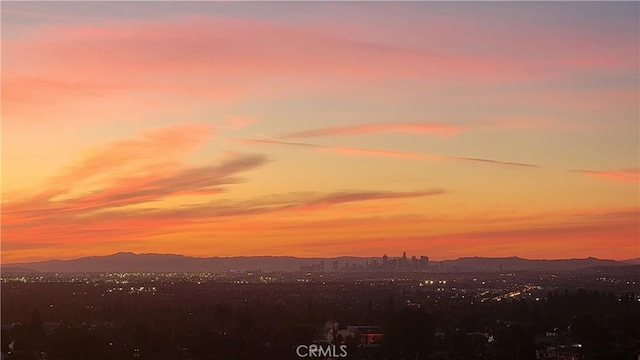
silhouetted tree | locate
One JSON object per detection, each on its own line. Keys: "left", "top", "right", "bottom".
{"left": 382, "top": 308, "right": 435, "bottom": 360}
{"left": 215, "top": 304, "right": 231, "bottom": 334}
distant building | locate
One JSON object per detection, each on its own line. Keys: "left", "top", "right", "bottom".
{"left": 420, "top": 256, "right": 429, "bottom": 269}
{"left": 380, "top": 253, "right": 429, "bottom": 272}
{"left": 300, "top": 263, "right": 323, "bottom": 273}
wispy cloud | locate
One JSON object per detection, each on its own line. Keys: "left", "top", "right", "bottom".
{"left": 1, "top": 155, "right": 273, "bottom": 263}
{"left": 6, "top": 12, "right": 634, "bottom": 119}
{"left": 56, "top": 123, "right": 213, "bottom": 183}
{"left": 2, "top": 123, "right": 266, "bottom": 225}
{"left": 572, "top": 167, "right": 639, "bottom": 182}
{"left": 3, "top": 4, "right": 637, "bottom": 263}
{"left": 288, "top": 189, "right": 445, "bottom": 212}
{"left": 3, "top": 154, "right": 269, "bottom": 223}
{"left": 213, "top": 207, "right": 640, "bottom": 260}
{"left": 2, "top": 120, "right": 447, "bottom": 260}
{"left": 2, "top": 187, "right": 443, "bottom": 260}
{"left": 3, "top": 123, "right": 214, "bottom": 207}
{"left": 281, "top": 122, "right": 466, "bottom": 138}
{"left": 239, "top": 139, "right": 539, "bottom": 168}
{"left": 125, "top": 189, "right": 445, "bottom": 222}
{"left": 324, "top": 220, "right": 639, "bottom": 260}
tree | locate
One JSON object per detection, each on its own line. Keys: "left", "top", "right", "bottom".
{"left": 382, "top": 308, "right": 435, "bottom": 360}
{"left": 215, "top": 304, "right": 231, "bottom": 334}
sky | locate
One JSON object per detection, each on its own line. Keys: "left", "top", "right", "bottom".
{"left": 1, "top": 2, "right": 639, "bottom": 263}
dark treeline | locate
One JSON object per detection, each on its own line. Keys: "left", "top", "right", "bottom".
{"left": 1, "top": 281, "right": 638, "bottom": 360}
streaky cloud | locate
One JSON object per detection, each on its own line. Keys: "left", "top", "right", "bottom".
{"left": 281, "top": 122, "right": 466, "bottom": 138}
{"left": 3, "top": 153, "right": 270, "bottom": 224}
{"left": 55, "top": 123, "right": 213, "bottom": 185}
{"left": 133, "top": 188, "right": 446, "bottom": 221}
{"left": 450, "top": 156, "right": 539, "bottom": 168}
{"left": 572, "top": 167, "right": 639, "bottom": 182}
{"left": 239, "top": 139, "right": 539, "bottom": 168}
{"left": 2, "top": 185, "right": 443, "bottom": 252}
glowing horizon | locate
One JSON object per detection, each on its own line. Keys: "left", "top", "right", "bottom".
{"left": 2, "top": 2, "right": 639, "bottom": 263}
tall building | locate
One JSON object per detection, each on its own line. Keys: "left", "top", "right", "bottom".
{"left": 420, "top": 256, "right": 429, "bottom": 270}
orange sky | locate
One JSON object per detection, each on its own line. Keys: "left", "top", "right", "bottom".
{"left": 2, "top": 2, "right": 639, "bottom": 263}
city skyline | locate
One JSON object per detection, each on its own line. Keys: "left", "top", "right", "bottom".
{"left": 2, "top": 2, "right": 639, "bottom": 263}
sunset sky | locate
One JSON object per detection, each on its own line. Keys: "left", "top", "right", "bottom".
{"left": 2, "top": 2, "right": 639, "bottom": 263}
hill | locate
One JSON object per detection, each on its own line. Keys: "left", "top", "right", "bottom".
{"left": 2, "top": 253, "right": 630, "bottom": 273}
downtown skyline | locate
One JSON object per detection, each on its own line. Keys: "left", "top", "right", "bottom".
{"left": 2, "top": 2, "right": 639, "bottom": 263}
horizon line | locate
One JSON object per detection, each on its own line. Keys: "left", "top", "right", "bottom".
{"left": 2, "top": 251, "right": 637, "bottom": 265}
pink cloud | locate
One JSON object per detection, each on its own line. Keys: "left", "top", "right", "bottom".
{"left": 573, "top": 167, "right": 640, "bottom": 182}
{"left": 239, "top": 138, "right": 539, "bottom": 167}
{"left": 1, "top": 154, "right": 272, "bottom": 251}
{"left": 6, "top": 13, "right": 633, "bottom": 119}
{"left": 2, "top": 186, "right": 442, "bottom": 252}
{"left": 281, "top": 122, "right": 466, "bottom": 138}
{"left": 210, "top": 207, "right": 640, "bottom": 260}
{"left": 3, "top": 154, "right": 268, "bottom": 224}
{"left": 55, "top": 123, "right": 213, "bottom": 184}
{"left": 2, "top": 120, "right": 447, "bottom": 255}
{"left": 3, "top": 123, "right": 217, "bottom": 219}
{"left": 290, "top": 189, "right": 445, "bottom": 212}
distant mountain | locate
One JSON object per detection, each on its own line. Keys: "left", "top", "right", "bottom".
{"left": 3, "top": 252, "right": 367, "bottom": 273}
{"left": 1, "top": 266, "right": 40, "bottom": 275}
{"left": 1, "top": 253, "right": 632, "bottom": 273}
{"left": 436, "top": 256, "right": 626, "bottom": 272}
{"left": 621, "top": 258, "right": 640, "bottom": 265}
{"left": 572, "top": 263, "right": 640, "bottom": 276}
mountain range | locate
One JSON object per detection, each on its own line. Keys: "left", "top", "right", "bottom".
{"left": 2, "top": 252, "right": 637, "bottom": 273}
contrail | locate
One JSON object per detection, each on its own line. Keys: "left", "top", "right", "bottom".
{"left": 238, "top": 138, "right": 540, "bottom": 168}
